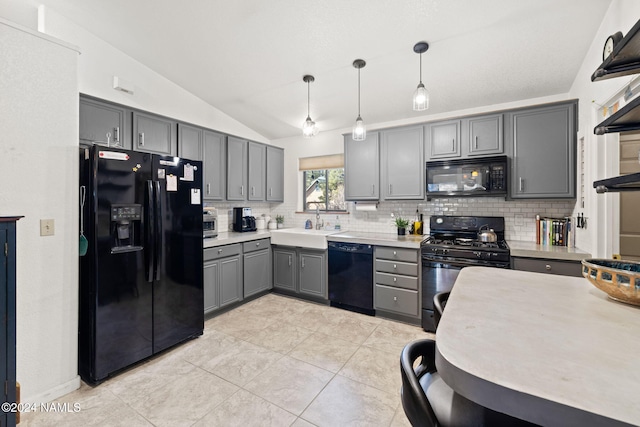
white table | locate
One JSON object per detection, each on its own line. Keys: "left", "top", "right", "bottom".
{"left": 436, "top": 267, "right": 640, "bottom": 427}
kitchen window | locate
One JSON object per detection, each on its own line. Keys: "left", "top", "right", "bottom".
{"left": 303, "top": 168, "right": 346, "bottom": 212}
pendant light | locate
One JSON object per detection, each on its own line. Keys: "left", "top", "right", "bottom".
{"left": 302, "top": 75, "right": 318, "bottom": 137}
{"left": 412, "top": 41, "right": 430, "bottom": 111}
{"left": 352, "top": 59, "right": 366, "bottom": 141}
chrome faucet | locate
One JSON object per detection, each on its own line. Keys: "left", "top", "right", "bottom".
{"left": 315, "top": 205, "right": 324, "bottom": 230}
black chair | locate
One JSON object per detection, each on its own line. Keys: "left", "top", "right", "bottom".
{"left": 433, "top": 291, "right": 450, "bottom": 330}
{"left": 400, "top": 339, "right": 538, "bottom": 427}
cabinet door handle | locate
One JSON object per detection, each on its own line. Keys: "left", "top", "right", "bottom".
{"left": 241, "top": 185, "right": 244, "bottom": 196}
{"left": 393, "top": 251, "right": 397, "bottom": 256}
{"left": 114, "top": 126, "right": 120, "bottom": 143}
{"left": 393, "top": 277, "right": 397, "bottom": 282}
{"left": 288, "top": 255, "right": 292, "bottom": 266}
{"left": 389, "top": 184, "right": 392, "bottom": 195}
{"left": 393, "top": 264, "right": 397, "bottom": 269}
{"left": 256, "top": 242, "right": 260, "bottom": 246}
{"left": 519, "top": 177, "right": 524, "bottom": 192}
{"left": 452, "top": 138, "right": 455, "bottom": 151}
{"left": 545, "top": 264, "right": 551, "bottom": 271}
{"left": 372, "top": 184, "right": 375, "bottom": 195}
{"left": 393, "top": 296, "right": 398, "bottom": 302}
{"left": 206, "top": 183, "right": 211, "bottom": 195}
{"left": 251, "top": 186, "right": 255, "bottom": 196}
{"left": 218, "top": 249, "right": 223, "bottom": 254}
{"left": 474, "top": 136, "right": 478, "bottom": 149}
{"left": 301, "top": 257, "right": 305, "bottom": 268}
{"left": 139, "top": 132, "right": 145, "bottom": 146}
{"left": 269, "top": 188, "right": 273, "bottom": 197}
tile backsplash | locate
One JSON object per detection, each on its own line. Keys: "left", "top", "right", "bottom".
{"left": 207, "top": 198, "right": 576, "bottom": 242}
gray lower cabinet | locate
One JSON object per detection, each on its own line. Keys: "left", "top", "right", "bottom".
{"left": 177, "top": 123, "right": 202, "bottom": 161}
{"left": 374, "top": 246, "right": 420, "bottom": 319}
{"left": 243, "top": 239, "right": 272, "bottom": 297}
{"left": 133, "top": 111, "right": 177, "bottom": 156}
{"left": 203, "top": 244, "right": 243, "bottom": 314}
{"left": 227, "top": 136, "right": 248, "bottom": 200}
{"left": 203, "top": 130, "right": 226, "bottom": 201}
{"left": 465, "top": 114, "right": 503, "bottom": 156}
{"left": 426, "top": 120, "right": 461, "bottom": 159}
{"left": 273, "top": 246, "right": 327, "bottom": 300}
{"left": 508, "top": 101, "right": 576, "bottom": 199}
{"left": 344, "top": 132, "right": 380, "bottom": 200}
{"left": 80, "top": 96, "right": 130, "bottom": 149}
{"left": 248, "top": 141, "right": 266, "bottom": 201}
{"left": 512, "top": 257, "right": 582, "bottom": 277}
{"left": 266, "top": 146, "right": 284, "bottom": 202}
{"left": 381, "top": 126, "right": 424, "bottom": 200}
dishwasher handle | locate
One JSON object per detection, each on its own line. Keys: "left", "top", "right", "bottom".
{"left": 328, "top": 241, "right": 373, "bottom": 254}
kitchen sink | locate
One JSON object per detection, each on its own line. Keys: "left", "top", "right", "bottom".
{"left": 269, "top": 228, "right": 341, "bottom": 250}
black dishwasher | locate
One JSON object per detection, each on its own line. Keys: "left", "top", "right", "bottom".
{"left": 328, "top": 242, "right": 374, "bottom": 316}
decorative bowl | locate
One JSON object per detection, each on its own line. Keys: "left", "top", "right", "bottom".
{"left": 581, "top": 259, "right": 640, "bottom": 306}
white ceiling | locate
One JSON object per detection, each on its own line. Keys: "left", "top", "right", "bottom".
{"left": 39, "top": 0, "right": 612, "bottom": 140}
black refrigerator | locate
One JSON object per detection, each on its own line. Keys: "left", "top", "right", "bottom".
{"left": 78, "top": 145, "right": 204, "bottom": 384}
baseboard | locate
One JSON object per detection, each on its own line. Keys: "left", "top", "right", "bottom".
{"left": 23, "top": 375, "right": 81, "bottom": 404}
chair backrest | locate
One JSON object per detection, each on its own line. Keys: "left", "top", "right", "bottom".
{"left": 433, "top": 291, "right": 450, "bottom": 330}
{"left": 400, "top": 339, "right": 439, "bottom": 427}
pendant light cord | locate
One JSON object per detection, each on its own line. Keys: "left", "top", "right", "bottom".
{"left": 358, "top": 66, "right": 361, "bottom": 116}
{"left": 307, "top": 80, "right": 311, "bottom": 117}
{"left": 419, "top": 52, "right": 423, "bottom": 85}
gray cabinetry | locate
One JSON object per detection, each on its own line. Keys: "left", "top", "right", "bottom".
{"left": 243, "top": 238, "right": 272, "bottom": 298}
{"left": 177, "top": 123, "right": 202, "bottom": 161}
{"left": 272, "top": 246, "right": 327, "bottom": 300}
{"left": 374, "top": 246, "right": 420, "bottom": 320}
{"left": 80, "top": 97, "right": 130, "bottom": 149}
{"left": 203, "top": 131, "right": 226, "bottom": 201}
{"left": 203, "top": 244, "right": 243, "bottom": 314}
{"left": 512, "top": 257, "right": 582, "bottom": 277}
{"left": 508, "top": 102, "right": 576, "bottom": 199}
{"left": 248, "top": 141, "right": 266, "bottom": 201}
{"left": 133, "top": 111, "right": 176, "bottom": 156}
{"left": 465, "top": 114, "right": 503, "bottom": 156}
{"left": 344, "top": 132, "right": 380, "bottom": 200}
{"left": 381, "top": 126, "right": 424, "bottom": 200}
{"left": 266, "top": 146, "right": 284, "bottom": 202}
{"left": 426, "top": 120, "right": 461, "bottom": 159}
{"left": 227, "top": 136, "right": 248, "bottom": 200}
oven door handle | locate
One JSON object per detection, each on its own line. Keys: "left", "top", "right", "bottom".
{"left": 422, "top": 258, "right": 507, "bottom": 269}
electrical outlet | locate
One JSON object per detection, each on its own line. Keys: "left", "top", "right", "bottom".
{"left": 40, "top": 219, "right": 55, "bottom": 236}
{"left": 514, "top": 214, "right": 523, "bottom": 227}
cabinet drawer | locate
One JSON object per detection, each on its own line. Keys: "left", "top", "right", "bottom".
{"left": 512, "top": 257, "right": 582, "bottom": 277}
{"left": 375, "top": 272, "right": 418, "bottom": 290}
{"left": 243, "top": 238, "right": 270, "bottom": 253}
{"left": 375, "top": 259, "right": 418, "bottom": 276}
{"left": 375, "top": 247, "right": 418, "bottom": 263}
{"left": 204, "top": 243, "right": 242, "bottom": 261}
{"left": 375, "top": 284, "right": 419, "bottom": 316}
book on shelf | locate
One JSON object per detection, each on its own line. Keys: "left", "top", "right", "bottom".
{"left": 535, "top": 216, "right": 574, "bottom": 247}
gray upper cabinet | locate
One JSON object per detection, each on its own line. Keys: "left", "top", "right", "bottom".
{"left": 177, "top": 123, "right": 202, "bottom": 161}
{"left": 203, "top": 131, "right": 226, "bottom": 201}
{"left": 133, "top": 111, "right": 176, "bottom": 156}
{"left": 426, "top": 120, "right": 461, "bottom": 159}
{"left": 381, "top": 126, "right": 424, "bottom": 200}
{"left": 248, "top": 141, "right": 266, "bottom": 201}
{"left": 80, "top": 97, "right": 130, "bottom": 149}
{"left": 266, "top": 146, "right": 284, "bottom": 202}
{"left": 508, "top": 102, "right": 576, "bottom": 199}
{"left": 344, "top": 132, "right": 380, "bottom": 200}
{"left": 465, "top": 114, "right": 503, "bottom": 156}
{"left": 227, "top": 137, "right": 248, "bottom": 200}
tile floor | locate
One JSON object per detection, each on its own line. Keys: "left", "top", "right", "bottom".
{"left": 22, "top": 293, "right": 433, "bottom": 426}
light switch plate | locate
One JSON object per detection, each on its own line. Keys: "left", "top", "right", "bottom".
{"left": 40, "top": 219, "right": 55, "bottom": 236}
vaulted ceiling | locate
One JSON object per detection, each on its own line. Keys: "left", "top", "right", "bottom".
{"left": 37, "top": 0, "right": 612, "bottom": 140}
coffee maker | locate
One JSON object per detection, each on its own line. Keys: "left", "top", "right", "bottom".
{"left": 233, "top": 207, "right": 256, "bottom": 232}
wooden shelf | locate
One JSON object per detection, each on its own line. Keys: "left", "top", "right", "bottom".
{"left": 592, "top": 19, "right": 640, "bottom": 82}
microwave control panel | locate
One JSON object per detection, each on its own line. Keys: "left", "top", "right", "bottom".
{"left": 490, "top": 165, "right": 506, "bottom": 190}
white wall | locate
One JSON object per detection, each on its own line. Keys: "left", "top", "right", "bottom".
{"left": 568, "top": 0, "right": 640, "bottom": 257}
{"left": 0, "top": 18, "right": 80, "bottom": 402}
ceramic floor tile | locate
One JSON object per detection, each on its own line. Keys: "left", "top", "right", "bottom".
{"left": 175, "top": 328, "right": 240, "bottom": 367}
{"left": 390, "top": 404, "right": 413, "bottom": 427}
{"left": 300, "top": 374, "right": 398, "bottom": 427}
{"left": 291, "top": 418, "right": 318, "bottom": 427}
{"left": 197, "top": 339, "right": 283, "bottom": 386}
{"left": 128, "top": 366, "right": 238, "bottom": 427}
{"left": 288, "top": 331, "right": 359, "bottom": 373}
{"left": 245, "top": 321, "right": 315, "bottom": 354}
{"left": 282, "top": 303, "right": 336, "bottom": 331}
{"left": 338, "top": 345, "right": 401, "bottom": 395}
{"left": 205, "top": 309, "right": 278, "bottom": 340}
{"left": 234, "top": 294, "right": 310, "bottom": 322}
{"left": 315, "top": 314, "right": 379, "bottom": 344}
{"left": 244, "top": 356, "right": 334, "bottom": 416}
{"left": 194, "top": 389, "right": 297, "bottom": 427}
{"left": 363, "top": 319, "right": 431, "bottom": 355}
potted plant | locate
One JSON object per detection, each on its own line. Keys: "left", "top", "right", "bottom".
{"left": 394, "top": 217, "right": 409, "bottom": 235}
{"left": 275, "top": 215, "right": 284, "bottom": 229}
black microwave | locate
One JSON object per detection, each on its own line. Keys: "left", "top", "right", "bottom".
{"left": 426, "top": 155, "right": 507, "bottom": 199}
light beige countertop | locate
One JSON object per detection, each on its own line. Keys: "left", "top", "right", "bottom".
{"left": 327, "top": 231, "right": 427, "bottom": 249}
{"left": 508, "top": 240, "right": 591, "bottom": 261}
{"left": 203, "top": 229, "right": 272, "bottom": 248}
{"left": 436, "top": 267, "right": 639, "bottom": 427}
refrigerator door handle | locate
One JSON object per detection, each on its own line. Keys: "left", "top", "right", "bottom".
{"left": 145, "top": 180, "right": 156, "bottom": 282}
{"left": 154, "top": 180, "right": 162, "bottom": 281}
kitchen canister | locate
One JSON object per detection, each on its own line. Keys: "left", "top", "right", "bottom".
{"left": 256, "top": 218, "right": 266, "bottom": 230}
{"left": 268, "top": 221, "right": 277, "bottom": 230}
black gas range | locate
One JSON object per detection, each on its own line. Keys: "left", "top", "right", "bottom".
{"left": 421, "top": 216, "right": 510, "bottom": 332}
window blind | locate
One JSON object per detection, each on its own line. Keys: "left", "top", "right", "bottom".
{"left": 298, "top": 154, "right": 344, "bottom": 171}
